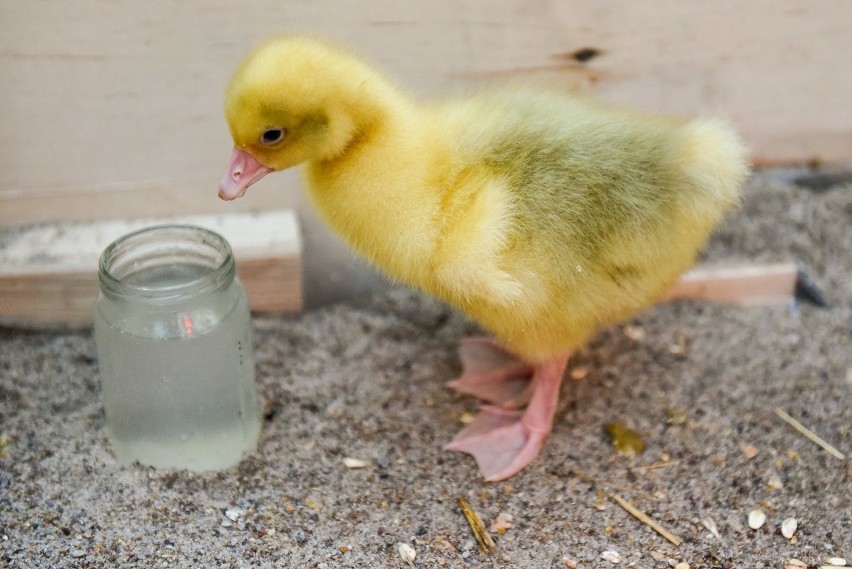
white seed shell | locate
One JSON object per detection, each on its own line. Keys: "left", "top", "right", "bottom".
{"left": 342, "top": 457, "right": 368, "bottom": 469}
{"left": 701, "top": 517, "right": 721, "bottom": 539}
{"left": 826, "top": 558, "right": 847, "bottom": 567}
{"left": 398, "top": 542, "right": 416, "bottom": 565}
{"left": 748, "top": 509, "right": 767, "bottom": 529}
{"left": 601, "top": 550, "right": 621, "bottom": 564}
{"left": 781, "top": 517, "right": 797, "bottom": 539}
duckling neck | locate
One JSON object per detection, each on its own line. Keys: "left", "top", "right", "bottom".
{"left": 304, "top": 94, "right": 445, "bottom": 285}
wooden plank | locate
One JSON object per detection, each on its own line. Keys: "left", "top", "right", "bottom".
{"left": 1, "top": 212, "right": 794, "bottom": 329}
{"left": 1, "top": 0, "right": 851, "bottom": 227}
{"left": 0, "top": 211, "right": 302, "bottom": 327}
{"left": 662, "top": 262, "right": 797, "bottom": 305}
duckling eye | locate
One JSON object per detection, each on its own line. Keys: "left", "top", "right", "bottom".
{"left": 260, "top": 128, "right": 285, "bottom": 145}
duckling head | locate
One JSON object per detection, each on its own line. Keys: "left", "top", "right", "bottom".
{"left": 219, "top": 36, "right": 375, "bottom": 199}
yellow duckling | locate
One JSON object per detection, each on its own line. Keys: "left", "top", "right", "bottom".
{"left": 219, "top": 36, "right": 748, "bottom": 481}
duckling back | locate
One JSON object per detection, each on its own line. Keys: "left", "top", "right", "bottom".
{"left": 431, "top": 90, "right": 748, "bottom": 359}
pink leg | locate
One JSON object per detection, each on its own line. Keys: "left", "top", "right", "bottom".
{"left": 446, "top": 351, "right": 569, "bottom": 482}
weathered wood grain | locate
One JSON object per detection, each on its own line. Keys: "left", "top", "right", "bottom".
{"left": 1, "top": 0, "right": 851, "bottom": 226}
{"left": 0, "top": 211, "right": 302, "bottom": 327}
{"left": 662, "top": 262, "right": 798, "bottom": 306}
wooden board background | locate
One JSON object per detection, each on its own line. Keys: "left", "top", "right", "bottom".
{"left": 2, "top": 0, "right": 851, "bottom": 226}
{"left": 0, "top": 211, "right": 302, "bottom": 326}
{"left": 1, "top": 1, "right": 851, "bottom": 305}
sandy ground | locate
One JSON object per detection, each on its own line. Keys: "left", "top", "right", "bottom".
{"left": 1, "top": 169, "right": 850, "bottom": 568}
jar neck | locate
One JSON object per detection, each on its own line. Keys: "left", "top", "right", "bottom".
{"left": 98, "top": 225, "right": 236, "bottom": 303}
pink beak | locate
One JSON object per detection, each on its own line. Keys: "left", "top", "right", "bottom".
{"left": 218, "top": 148, "right": 273, "bottom": 200}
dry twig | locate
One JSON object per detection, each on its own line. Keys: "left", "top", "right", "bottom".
{"left": 569, "top": 469, "right": 657, "bottom": 500}
{"left": 615, "top": 460, "right": 681, "bottom": 475}
{"left": 610, "top": 493, "right": 683, "bottom": 547}
{"left": 774, "top": 408, "right": 845, "bottom": 460}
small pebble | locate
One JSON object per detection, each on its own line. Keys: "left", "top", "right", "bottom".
{"left": 623, "top": 325, "right": 645, "bottom": 341}
{"left": 224, "top": 508, "right": 245, "bottom": 522}
{"left": 489, "top": 512, "right": 513, "bottom": 534}
{"left": 570, "top": 366, "right": 588, "bottom": 380}
{"left": 668, "top": 330, "right": 690, "bottom": 357}
{"left": 666, "top": 407, "right": 689, "bottom": 425}
{"left": 741, "top": 444, "right": 759, "bottom": 459}
{"left": 668, "top": 344, "right": 686, "bottom": 356}
{"left": 781, "top": 517, "right": 797, "bottom": 539}
{"left": 675, "top": 563, "right": 690, "bottom": 569}
{"left": 784, "top": 560, "right": 807, "bottom": 569}
{"left": 601, "top": 550, "right": 621, "bottom": 564}
{"left": 604, "top": 423, "right": 646, "bottom": 455}
{"left": 432, "top": 536, "right": 455, "bottom": 552}
{"left": 826, "top": 558, "right": 847, "bottom": 567}
{"left": 748, "top": 509, "right": 766, "bottom": 529}
{"left": 767, "top": 472, "right": 784, "bottom": 490}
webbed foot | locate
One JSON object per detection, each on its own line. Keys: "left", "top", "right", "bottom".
{"left": 446, "top": 337, "right": 534, "bottom": 408}
{"left": 446, "top": 344, "right": 569, "bottom": 481}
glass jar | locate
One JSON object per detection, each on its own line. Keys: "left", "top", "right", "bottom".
{"left": 93, "top": 224, "right": 260, "bottom": 471}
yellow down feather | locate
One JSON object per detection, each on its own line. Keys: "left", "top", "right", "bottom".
{"left": 224, "top": 36, "right": 749, "bottom": 361}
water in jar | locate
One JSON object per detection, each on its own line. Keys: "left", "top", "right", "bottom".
{"left": 94, "top": 264, "right": 260, "bottom": 471}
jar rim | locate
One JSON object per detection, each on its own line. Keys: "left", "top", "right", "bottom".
{"left": 98, "top": 224, "right": 236, "bottom": 302}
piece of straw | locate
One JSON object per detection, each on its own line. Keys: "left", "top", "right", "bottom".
{"left": 610, "top": 493, "right": 683, "bottom": 547}
{"left": 457, "top": 498, "right": 495, "bottom": 553}
{"left": 774, "top": 407, "right": 845, "bottom": 460}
